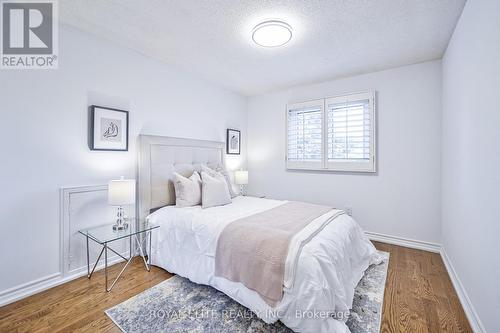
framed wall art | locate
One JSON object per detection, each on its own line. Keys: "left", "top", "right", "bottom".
{"left": 89, "top": 105, "right": 129, "bottom": 151}
{"left": 226, "top": 128, "right": 241, "bottom": 155}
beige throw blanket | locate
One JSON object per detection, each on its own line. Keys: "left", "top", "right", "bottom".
{"left": 214, "top": 201, "right": 336, "bottom": 306}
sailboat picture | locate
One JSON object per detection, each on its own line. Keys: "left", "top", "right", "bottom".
{"left": 89, "top": 105, "right": 129, "bottom": 151}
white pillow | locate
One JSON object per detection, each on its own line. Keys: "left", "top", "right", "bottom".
{"left": 202, "top": 164, "right": 237, "bottom": 198}
{"left": 172, "top": 172, "right": 202, "bottom": 207}
{"left": 201, "top": 171, "right": 232, "bottom": 208}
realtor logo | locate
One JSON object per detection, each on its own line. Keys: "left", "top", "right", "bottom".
{"left": 1, "top": 0, "right": 58, "bottom": 69}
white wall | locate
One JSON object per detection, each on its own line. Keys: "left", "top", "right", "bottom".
{"left": 0, "top": 24, "right": 247, "bottom": 295}
{"left": 247, "top": 61, "right": 442, "bottom": 243}
{"left": 442, "top": 0, "right": 500, "bottom": 331}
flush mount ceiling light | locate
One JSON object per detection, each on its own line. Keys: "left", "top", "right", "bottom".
{"left": 252, "top": 20, "right": 292, "bottom": 47}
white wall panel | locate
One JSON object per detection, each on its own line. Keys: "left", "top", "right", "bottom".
{"left": 441, "top": 0, "right": 500, "bottom": 331}
{"left": 61, "top": 185, "right": 131, "bottom": 277}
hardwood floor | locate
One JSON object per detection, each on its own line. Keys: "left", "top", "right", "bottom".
{"left": 374, "top": 242, "right": 472, "bottom": 333}
{"left": 0, "top": 258, "right": 172, "bottom": 333}
{"left": 0, "top": 243, "right": 472, "bottom": 333}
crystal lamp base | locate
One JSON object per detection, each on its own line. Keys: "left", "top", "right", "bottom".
{"left": 112, "top": 206, "right": 129, "bottom": 230}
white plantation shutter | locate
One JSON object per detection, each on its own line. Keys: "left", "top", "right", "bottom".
{"left": 286, "top": 100, "right": 324, "bottom": 169}
{"left": 286, "top": 92, "right": 376, "bottom": 172}
{"left": 325, "top": 92, "right": 375, "bottom": 172}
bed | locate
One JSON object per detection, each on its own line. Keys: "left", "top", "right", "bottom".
{"left": 138, "top": 135, "right": 381, "bottom": 333}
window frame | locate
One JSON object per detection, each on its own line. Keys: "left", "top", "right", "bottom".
{"left": 286, "top": 91, "right": 376, "bottom": 173}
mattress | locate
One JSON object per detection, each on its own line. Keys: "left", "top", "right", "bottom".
{"left": 147, "top": 196, "right": 381, "bottom": 333}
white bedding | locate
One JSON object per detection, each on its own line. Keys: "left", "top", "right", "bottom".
{"left": 148, "top": 196, "right": 381, "bottom": 333}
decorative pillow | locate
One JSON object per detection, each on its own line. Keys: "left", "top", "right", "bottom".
{"left": 172, "top": 172, "right": 202, "bottom": 207}
{"left": 201, "top": 171, "right": 232, "bottom": 208}
{"left": 202, "top": 164, "right": 238, "bottom": 198}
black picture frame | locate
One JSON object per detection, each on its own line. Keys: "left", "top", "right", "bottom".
{"left": 88, "top": 105, "right": 129, "bottom": 151}
{"left": 226, "top": 128, "right": 241, "bottom": 155}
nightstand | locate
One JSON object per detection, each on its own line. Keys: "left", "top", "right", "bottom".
{"left": 78, "top": 219, "right": 159, "bottom": 292}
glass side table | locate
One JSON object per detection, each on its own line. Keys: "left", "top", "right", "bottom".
{"left": 78, "top": 219, "right": 159, "bottom": 292}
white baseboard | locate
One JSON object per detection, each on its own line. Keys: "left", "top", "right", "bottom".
{"left": 0, "top": 272, "right": 62, "bottom": 307}
{"left": 0, "top": 256, "right": 125, "bottom": 307}
{"left": 440, "top": 248, "right": 486, "bottom": 333}
{"left": 365, "top": 231, "right": 441, "bottom": 253}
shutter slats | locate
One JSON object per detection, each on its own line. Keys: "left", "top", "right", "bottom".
{"left": 287, "top": 106, "right": 322, "bottom": 162}
{"left": 327, "top": 99, "right": 371, "bottom": 160}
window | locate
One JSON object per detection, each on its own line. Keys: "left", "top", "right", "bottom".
{"left": 286, "top": 92, "right": 376, "bottom": 172}
{"left": 286, "top": 99, "right": 324, "bottom": 169}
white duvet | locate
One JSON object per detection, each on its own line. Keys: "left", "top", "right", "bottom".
{"left": 148, "top": 196, "right": 381, "bottom": 333}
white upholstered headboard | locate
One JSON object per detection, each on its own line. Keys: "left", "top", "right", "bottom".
{"left": 137, "top": 135, "right": 225, "bottom": 221}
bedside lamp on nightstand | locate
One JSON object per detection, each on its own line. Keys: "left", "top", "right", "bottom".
{"left": 108, "top": 177, "right": 136, "bottom": 230}
{"left": 234, "top": 170, "right": 248, "bottom": 196}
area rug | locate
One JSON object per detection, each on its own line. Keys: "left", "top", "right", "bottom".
{"left": 106, "top": 251, "right": 389, "bottom": 333}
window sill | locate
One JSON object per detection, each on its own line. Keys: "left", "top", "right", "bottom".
{"left": 286, "top": 166, "right": 376, "bottom": 174}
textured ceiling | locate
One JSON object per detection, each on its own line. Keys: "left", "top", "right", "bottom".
{"left": 60, "top": 0, "right": 465, "bottom": 96}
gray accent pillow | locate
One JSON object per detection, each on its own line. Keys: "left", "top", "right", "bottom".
{"left": 201, "top": 171, "right": 232, "bottom": 208}
{"left": 172, "top": 172, "right": 202, "bottom": 207}
{"left": 203, "top": 164, "right": 238, "bottom": 198}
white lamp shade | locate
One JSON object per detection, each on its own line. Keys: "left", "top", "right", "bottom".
{"left": 234, "top": 170, "right": 248, "bottom": 185}
{"left": 108, "top": 178, "right": 136, "bottom": 206}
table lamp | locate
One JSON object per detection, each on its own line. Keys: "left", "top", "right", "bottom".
{"left": 108, "top": 177, "right": 136, "bottom": 230}
{"left": 234, "top": 170, "right": 248, "bottom": 196}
